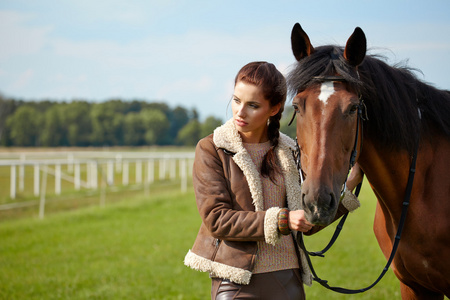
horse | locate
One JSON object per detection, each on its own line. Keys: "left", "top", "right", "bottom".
{"left": 287, "top": 23, "right": 450, "bottom": 299}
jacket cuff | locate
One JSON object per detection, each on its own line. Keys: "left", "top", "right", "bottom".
{"left": 341, "top": 190, "right": 361, "bottom": 212}
{"left": 184, "top": 250, "right": 252, "bottom": 285}
{"left": 264, "top": 207, "right": 283, "bottom": 246}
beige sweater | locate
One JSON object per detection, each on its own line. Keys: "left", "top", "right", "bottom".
{"left": 243, "top": 141, "right": 299, "bottom": 274}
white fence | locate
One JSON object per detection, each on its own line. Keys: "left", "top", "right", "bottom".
{"left": 0, "top": 151, "right": 195, "bottom": 218}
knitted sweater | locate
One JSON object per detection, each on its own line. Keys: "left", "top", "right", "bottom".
{"left": 243, "top": 141, "right": 299, "bottom": 274}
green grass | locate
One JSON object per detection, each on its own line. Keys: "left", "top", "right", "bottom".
{"left": 0, "top": 184, "right": 401, "bottom": 299}
{"left": 304, "top": 185, "right": 401, "bottom": 299}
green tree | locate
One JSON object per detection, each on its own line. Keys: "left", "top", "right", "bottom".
{"left": 63, "top": 101, "right": 92, "bottom": 146}
{"left": 123, "top": 112, "right": 145, "bottom": 146}
{"left": 40, "top": 105, "right": 66, "bottom": 146}
{"left": 176, "top": 119, "right": 201, "bottom": 146}
{"left": 6, "top": 106, "right": 41, "bottom": 146}
{"left": 0, "top": 95, "right": 19, "bottom": 146}
{"left": 90, "top": 103, "right": 123, "bottom": 146}
{"left": 166, "top": 106, "right": 189, "bottom": 145}
{"left": 200, "top": 116, "right": 222, "bottom": 138}
{"left": 140, "top": 108, "right": 170, "bottom": 145}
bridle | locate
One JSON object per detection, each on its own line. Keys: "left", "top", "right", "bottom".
{"left": 291, "top": 75, "right": 419, "bottom": 294}
{"left": 290, "top": 75, "right": 368, "bottom": 193}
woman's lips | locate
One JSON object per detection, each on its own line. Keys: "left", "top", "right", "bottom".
{"left": 235, "top": 119, "right": 248, "bottom": 127}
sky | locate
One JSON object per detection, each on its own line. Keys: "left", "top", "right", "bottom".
{"left": 1, "top": 0, "right": 449, "bottom": 121}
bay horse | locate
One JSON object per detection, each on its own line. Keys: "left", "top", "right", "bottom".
{"left": 287, "top": 23, "right": 450, "bottom": 299}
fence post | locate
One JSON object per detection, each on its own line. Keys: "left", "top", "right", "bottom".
{"left": 86, "top": 161, "right": 91, "bottom": 188}
{"left": 181, "top": 159, "right": 187, "bottom": 193}
{"left": 147, "top": 159, "right": 154, "bottom": 184}
{"left": 75, "top": 163, "right": 81, "bottom": 190}
{"left": 136, "top": 160, "right": 142, "bottom": 184}
{"left": 170, "top": 158, "right": 176, "bottom": 180}
{"left": 100, "top": 164, "right": 106, "bottom": 207}
{"left": 39, "top": 165, "right": 48, "bottom": 219}
{"left": 107, "top": 160, "right": 114, "bottom": 185}
{"left": 10, "top": 165, "right": 16, "bottom": 199}
{"left": 19, "top": 154, "right": 25, "bottom": 191}
{"left": 67, "top": 153, "right": 74, "bottom": 173}
{"left": 115, "top": 154, "right": 122, "bottom": 173}
{"left": 55, "top": 163, "right": 61, "bottom": 194}
{"left": 123, "top": 161, "right": 129, "bottom": 185}
{"left": 34, "top": 164, "right": 40, "bottom": 196}
{"left": 90, "top": 161, "right": 98, "bottom": 189}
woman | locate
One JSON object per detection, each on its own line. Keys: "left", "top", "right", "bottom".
{"left": 184, "top": 61, "right": 361, "bottom": 299}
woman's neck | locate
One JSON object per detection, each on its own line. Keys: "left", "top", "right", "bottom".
{"left": 239, "top": 127, "right": 269, "bottom": 144}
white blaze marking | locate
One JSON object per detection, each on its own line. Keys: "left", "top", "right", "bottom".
{"left": 318, "top": 82, "right": 335, "bottom": 104}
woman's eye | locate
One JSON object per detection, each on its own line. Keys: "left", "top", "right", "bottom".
{"left": 233, "top": 98, "right": 240, "bottom": 103}
{"left": 249, "top": 104, "right": 259, "bottom": 109}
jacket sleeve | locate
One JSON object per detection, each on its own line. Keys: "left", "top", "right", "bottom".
{"left": 192, "top": 136, "right": 280, "bottom": 244}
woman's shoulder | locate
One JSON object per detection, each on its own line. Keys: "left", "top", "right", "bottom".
{"left": 196, "top": 134, "right": 216, "bottom": 152}
{"left": 278, "top": 132, "right": 296, "bottom": 150}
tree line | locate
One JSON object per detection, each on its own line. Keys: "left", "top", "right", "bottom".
{"left": 0, "top": 96, "right": 225, "bottom": 147}
{"left": 0, "top": 95, "right": 296, "bottom": 147}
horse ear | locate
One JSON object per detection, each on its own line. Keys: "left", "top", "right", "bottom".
{"left": 291, "top": 23, "right": 315, "bottom": 61}
{"left": 344, "top": 27, "right": 367, "bottom": 66}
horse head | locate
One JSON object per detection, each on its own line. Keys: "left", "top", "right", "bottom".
{"left": 289, "top": 23, "right": 366, "bottom": 225}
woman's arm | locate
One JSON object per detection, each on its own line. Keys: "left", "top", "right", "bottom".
{"left": 193, "top": 137, "right": 268, "bottom": 242}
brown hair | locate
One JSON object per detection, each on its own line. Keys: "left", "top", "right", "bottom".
{"left": 235, "top": 61, "right": 287, "bottom": 182}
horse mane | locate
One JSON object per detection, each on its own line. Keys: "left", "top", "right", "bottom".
{"left": 287, "top": 45, "right": 450, "bottom": 153}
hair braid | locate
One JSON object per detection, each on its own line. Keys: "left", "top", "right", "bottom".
{"left": 261, "top": 109, "right": 283, "bottom": 183}
{"left": 235, "top": 61, "right": 287, "bottom": 183}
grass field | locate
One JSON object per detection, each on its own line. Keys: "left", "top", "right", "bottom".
{"left": 0, "top": 183, "right": 401, "bottom": 299}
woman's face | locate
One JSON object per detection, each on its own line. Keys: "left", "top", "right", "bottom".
{"left": 232, "top": 81, "right": 280, "bottom": 143}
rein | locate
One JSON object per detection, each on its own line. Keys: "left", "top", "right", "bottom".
{"left": 298, "top": 142, "right": 418, "bottom": 294}
{"left": 292, "top": 75, "right": 419, "bottom": 294}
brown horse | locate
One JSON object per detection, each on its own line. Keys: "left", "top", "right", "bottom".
{"left": 287, "top": 23, "right": 450, "bottom": 299}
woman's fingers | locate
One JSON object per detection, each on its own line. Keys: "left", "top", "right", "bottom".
{"left": 288, "top": 210, "right": 313, "bottom": 232}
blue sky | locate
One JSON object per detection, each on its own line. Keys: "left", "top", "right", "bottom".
{"left": 1, "top": 0, "right": 449, "bottom": 121}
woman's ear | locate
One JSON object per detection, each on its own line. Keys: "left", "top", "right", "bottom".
{"left": 270, "top": 103, "right": 282, "bottom": 116}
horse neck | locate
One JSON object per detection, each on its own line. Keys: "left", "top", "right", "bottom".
{"left": 357, "top": 138, "right": 413, "bottom": 219}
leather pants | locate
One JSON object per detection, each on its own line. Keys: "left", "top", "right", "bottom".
{"left": 211, "top": 269, "right": 305, "bottom": 300}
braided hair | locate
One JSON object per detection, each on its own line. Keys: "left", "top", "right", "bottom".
{"left": 234, "top": 62, "right": 287, "bottom": 182}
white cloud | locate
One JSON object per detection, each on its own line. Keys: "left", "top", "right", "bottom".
{"left": 10, "top": 69, "right": 34, "bottom": 90}
{"left": 0, "top": 10, "right": 52, "bottom": 59}
{"left": 65, "top": 0, "right": 176, "bottom": 27}
{"left": 156, "top": 76, "right": 213, "bottom": 99}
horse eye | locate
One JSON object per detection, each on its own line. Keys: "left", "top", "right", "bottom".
{"left": 349, "top": 105, "right": 358, "bottom": 114}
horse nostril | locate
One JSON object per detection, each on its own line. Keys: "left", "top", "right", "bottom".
{"left": 328, "top": 193, "right": 336, "bottom": 210}
{"left": 301, "top": 193, "right": 307, "bottom": 211}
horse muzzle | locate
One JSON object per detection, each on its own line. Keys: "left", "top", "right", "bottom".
{"left": 301, "top": 184, "right": 339, "bottom": 226}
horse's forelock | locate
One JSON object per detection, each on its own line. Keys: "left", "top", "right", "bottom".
{"left": 287, "top": 46, "right": 363, "bottom": 98}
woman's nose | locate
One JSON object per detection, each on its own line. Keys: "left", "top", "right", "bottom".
{"left": 237, "top": 106, "right": 245, "bottom": 117}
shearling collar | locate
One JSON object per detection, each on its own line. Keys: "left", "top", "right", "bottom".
{"left": 213, "top": 118, "right": 302, "bottom": 212}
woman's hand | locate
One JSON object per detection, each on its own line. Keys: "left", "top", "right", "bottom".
{"left": 347, "top": 162, "right": 364, "bottom": 192}
{"left": 289, "top": 210, "right": 314, "bottom": 232}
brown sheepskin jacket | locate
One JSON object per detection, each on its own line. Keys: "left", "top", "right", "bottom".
{"left": 184, "top": 119, "right": 358, "bottom": 285}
